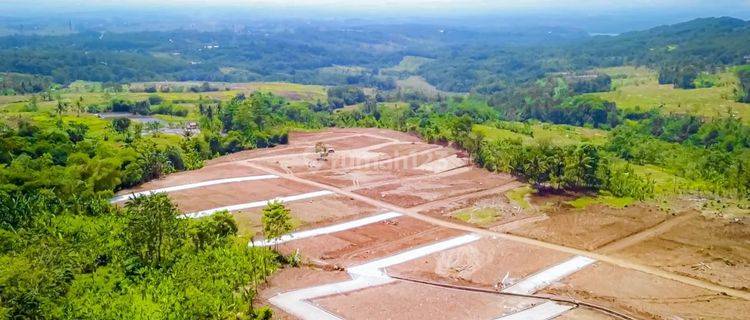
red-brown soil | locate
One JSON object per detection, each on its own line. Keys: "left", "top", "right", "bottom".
{"left": 206, "top": 146, "right": 310, "bottom": 164}
{"left": 116, "top": 127, "right": 750, "bottom": 319}
{"left": 274, "top": 217, "right": 464, "bottom": 267}
{"left": 209, "top": 132, "right": 396, "bottom": 165}
{"left": 322, "top": 135, "right": 392, "bottom": 150}
{"left": 610, "top": 214, "right": 750, "bottom": 292}
{"left": 258, "top": 267, "right": 353, "bottom": 320}
{"left": 387, "top": 238, "right": 571, "bottom": 289}
{"left": 508, "top": 203, "right": 669, "bottom": 251}
{"left": 354, "top": 168, "right": 515, "bottom": 208}
{"left": 234, "top": 194, "right": 380, "bottom": 236}
{"left": 257, "top": 141, "right": 443, "bottom": 175}
{"left": 292, "top": 128, "right": 420, "bottom": 143}
{"left": 167, "top": 178, "right": 318, "bottom": 213}
{"left": 367, "top": 142, "right": 439, "bottom": 159}
{"left": 255, "top": 151, "right": 383, "bottom": 174}
{"left": 303, "top": 167, "right": 428, "bottom": 189}
{"left": 117, "top": 162, "right": 267, "bottom": 193}
{"left": 543, "top": 262, "right": 750, "bottom": 320}
{"left": 313, "top": 280, "right": 544, "bottom": 320}
{"left": 300, "top": 149, "right": 460, "bottom": 189}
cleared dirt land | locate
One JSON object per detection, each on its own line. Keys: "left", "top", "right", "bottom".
{"left": 115, "top": 162, "right": 268, "bottom": 193}
{"left": 274, "top": 216, "right": 463, "bottom": 267}
{"left": 354, "top": 168, "right": 516, "bottom": 208}
{"left": 313, "top": 280, "right": 543, "bottom": 320}
{"left": 118, "top": 128, "right": 750, "bottom": 320}
{"left": 609, "top": 214, "right": 750, "bottom": 292}
{"left": 543, "top": 263, "right": 750, "bottom": 320}
{"left": 167, "top": 178, "right": 318, "bottom": 213}
{"left": 235, "top": 194, "right": 381, "bottom": 236}
{"left": 508, "top": 203, "right": 669, "bottom": 251}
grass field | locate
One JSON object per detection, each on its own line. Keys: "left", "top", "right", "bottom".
{"left": 128, "top": 81, "right": 327, "bottom": 102}
{"left": 453, "top": 207, "right": 501, "bottom": 226}
{"left": 474, "top": 122, "right": 609, "bottom": 146}
{"left": 1, "top": 81, "right": 328, "bottom": 124}
{"left": 0, "top": 110, "right": 185, "bottom": 152}
{"left": 396, "top": 76, "right": 456, "bottom": 98}
{"left": 592, "top": 66, "right": 750, "bottom": 123}
{"left": 381, "top": 55, "right": 434, "bottom": 74}
{"left": 567, "top": 195, "right": 635, "bottom": 209}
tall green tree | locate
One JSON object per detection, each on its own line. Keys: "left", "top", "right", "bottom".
{"left": 124, "top": 193, "right": 183, "bottom": 268}
{"left": 261, "top": 200, "right": 293, "bottom": 246}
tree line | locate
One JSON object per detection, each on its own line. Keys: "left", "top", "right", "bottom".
{"left": 0, "top": 90, "right": 342, "bottom": 319}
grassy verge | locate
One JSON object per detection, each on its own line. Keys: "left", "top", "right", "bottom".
{"left": 453, "top": 208, "right": 501, "bottom": 226}
{"left": 567, "top": 195, "right": 635, "bottom": 209}
{"left": 506, "top": 186, "right": 533, "bottom": 209}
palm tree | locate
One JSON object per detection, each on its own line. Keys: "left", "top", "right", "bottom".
{"left": 55, "top": 100, "right": 68, "bottom": 118}
{"left": 460, "top": 131, "right": 485, "bottom": 163}
{"left": 75, "top": 96, "right": 85, "bottom": 116}
{"left": 147, "top": 121, "right": 163, "bottom": 136}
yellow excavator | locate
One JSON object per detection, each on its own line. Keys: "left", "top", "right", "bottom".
{"left": 314, "top": 142, "right": 335, "bottom": 161}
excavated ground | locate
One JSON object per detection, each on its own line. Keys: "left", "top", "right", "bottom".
{"left": 118, "top": 128, "right": 750, "bottom": 320}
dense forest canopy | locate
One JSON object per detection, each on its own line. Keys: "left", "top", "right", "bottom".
{"left": 0, "top": 25, "right": 583, "bottom": 89}
{"left": 1, "top": 17, "right": 748, "bottom": 95}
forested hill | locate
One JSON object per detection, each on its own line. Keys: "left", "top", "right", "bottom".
{"left": 569, "top": 17, "right": 750, "bottom": 68}
{"left": 0, "top": 17, "right": 749, "bottom": 94}
{"left": 0, "top": 24, "right": 583, "bottom": 87}
{"left": 415, "top": 17, "right": 750, "bottom": 92}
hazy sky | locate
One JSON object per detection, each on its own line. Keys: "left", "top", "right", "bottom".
{"left": 1, "top": 0, "right": 748, "bottom": 33}
{"left": 2, "top": 0, "right": 748, "bottom": 13}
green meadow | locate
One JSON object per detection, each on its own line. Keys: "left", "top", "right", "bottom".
{"left": 592, "top": 66, "right": 750, "bottom": 123}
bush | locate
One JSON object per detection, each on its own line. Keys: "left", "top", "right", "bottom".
{"left": 111, "top": 117, "right": 131, "bottom": 133}
{"left": 736, "top": 65, "right": 750, "bottom": 103}
{"left": 604, "top": 164, "right": 654, "bottom": 200}
{"left": 150, "top": 102, "right": 188, "bottom": 117}
{"left": 327, "top": 86, "right": 366, "bottom": 108}
{"left": 110, "top": 98, "right": 134, "bottom": 112}
{"left": 147, "top": 94, "right": 164, "bottom": 105}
